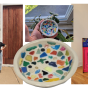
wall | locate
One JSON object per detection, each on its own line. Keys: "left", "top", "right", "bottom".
{"left": 71, "top": 4, "right": 88, "bottom": 67}
{"left": 0, "top": 4, "right": 1, "bottom": 41}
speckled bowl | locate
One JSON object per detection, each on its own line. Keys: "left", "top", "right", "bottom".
{"left": 40, "top": 19, "right": 58, "bottom": 37}
{"left": 13, "top": 38, "right": 78, "bottom": 87}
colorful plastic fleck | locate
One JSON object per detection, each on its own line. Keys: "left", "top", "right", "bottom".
{"left": 19, "top": 58, "right": 23, "bottom": 66}
{"left": 65, "top": 59, "right": 69, "bottom": 65}
{"left": 36, "top": 49, "right": 41, "bottom": 54}
{"left": 65, "top": 50, "right": 69, "bottom": 56}
{"left": 53, "top": 72, "right": 61, "bottom": 78}
{"left": 35, "top": 69, "right": 40, "bottom": 74}
{"left": 25, "top": 55, "right": 32, "bottom": 62}
{"left": 38, "top": 79, "right": 43, "bottom": 82}
{"left": 37, "top": 59, "right": 46, "bottom": 64}
{"left": 46, "top": 48, "right": 51, "bottom": 53}
{"left": 57, "top": 60, "right": 65, "bottom": 66}
{"left": 48, "top": 56, "right": 53, "bottom": 59}
{"left": 45, "top": 78, "right": 60, "bottom": 82}
{"left": 44, "top": 66, "right": 53, "bottom": 72}
{"left": 56, "top": 70, "right": 63, "bottom": 75}
{"left": 48, "top": 74, "right": 53, "bottom": 78}
{"left": 38, "top": 44, "right": 42, "bottom": 47}
{"left": 51, "top": 45, "right": 60, "bottom": 50}
{"left": 26, "top": 46, "right": 37, "bottom": 51}
{"left": 42, "top": 70, "right": 48, "bottom": 75}
{"left": 50, "top": 51, "right": 57, "bottom": 55}
{"left": 23, "top": 61, "right": 29, "bottom": 66}
{"left": 60, "top": 47, "right": 66, "bottom": 51}
{"left": 57, "top": 51, "right": 63, "bottom": 57}
{"left": 21, "top": 67, "right": 27, "bottom": 73}
{"left": 29, "top": 51, "right": 35, "bottom": 55}
{"left": 60, "top": 76, "right": 65, "bottom": 80}
{"left": 61, "top": 56, "right": 65, "bottom": 60}
{"left": 40, "top": 52, "right": 47, "bottom": 58}
{"left": 31, "top": 62, "right": 36, "bottom": 65}
{"left": 49, "top": 62, "right": 57, "bottom": 67}
{"left": 62, "top": 66, "right": 69, "bottom": 71}
{"left": 47, "top": 41, "right": 56, "bottom": 45}
{"left": 21, "top": 52, "right": 26, "bottom": 58}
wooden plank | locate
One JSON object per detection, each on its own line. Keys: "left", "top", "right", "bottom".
{"left": 3, "top": 5, "right": 23, "bottom": 64}
{"left": 3, "top": 7, "right": 8, "bottom": 64}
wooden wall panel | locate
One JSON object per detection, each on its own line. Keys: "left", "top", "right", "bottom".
{"left": 3, "top": 5, "right": 23, "bottom": 64}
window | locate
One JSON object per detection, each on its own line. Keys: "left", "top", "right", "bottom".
{"left": 25, "top": 5, "right": 73, "bottom": 37}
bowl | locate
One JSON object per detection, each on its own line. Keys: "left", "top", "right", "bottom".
{"left": 40, "top": 19, "right": 58, "bottom": 37}
{"left": 13, "top": 38, "right": 78, "bottom": 87}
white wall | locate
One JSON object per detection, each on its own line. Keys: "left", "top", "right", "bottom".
{"left": 71, "top": 4, "right": 88, "bottom": 67}
{"left": 0, "top": 4, "right": 1, "bottom": 41}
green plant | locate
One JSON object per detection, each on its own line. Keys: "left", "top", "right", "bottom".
{"left": 29, "top": 12, "right": 73, "bottom": 42}
{"left": 25, "top": 5, "right": 38, "bottom": 15}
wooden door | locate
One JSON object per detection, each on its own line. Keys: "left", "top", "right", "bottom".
{"left": 3, "top": 5, "right": 23, "bottom": 64}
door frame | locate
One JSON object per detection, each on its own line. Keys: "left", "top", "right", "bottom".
{"left": 1, "top": 4, "right": 23, "bottom": 67}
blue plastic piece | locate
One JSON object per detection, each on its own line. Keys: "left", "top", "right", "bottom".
{"left": 69, "top": 59, "right": 73, "bottom": 66}
{"left": 21, "top": 52, "right": 26, "bottom": 58}
{"left": 53, "top": 72, "right": 61, "bottom": 78}
{"left": 61, "top": 56, "right": 65, "bottom": 60}
{"left": 21, "top": 67, "right": 27, "bottom": 73}
{"left": 51, "top": 45, "right": 60, "bottom": 50}
{"left": 62, "top": 66, "right": 69, "bottom": 71}
{"left": 35, "top": 69, "right": 40, "bottom": 74}
{"left": 49, "top": 62, "right": 57, "bottom": 67}
{"left": 40, "top": 52, "right": 47, "bottom": 58}
{"left": 38, "top": 79, "right": 43, "bottom": 82}
{"left": 38, "top": 44, "right": 42, "bottom": 47}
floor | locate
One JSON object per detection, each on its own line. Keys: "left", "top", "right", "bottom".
{"left": 0, "top": 66, "right": 23, "bottom": 84}
{"left": 71, "top": 66, "right": 88, "bottom": 84}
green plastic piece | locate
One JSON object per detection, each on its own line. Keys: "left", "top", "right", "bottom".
{"left": 57, "top": 51, "right": 63, "bottom": 57}
{"left": 48, "top": 56, "right": 53, "bottom": 59}
{"left": 47, "top": 41, "right": 56, "bottom": 45}
{"left": 36, "top": 49, "right": 41, "bottom": 54}
{"left": 37, "top": 59, "right": 46, "bottom": 64}
{"left": 43, "top": 78, "right": 49, "bottom": 81}
{"left": 65, "top": 59, "right": 69, "bottom": 65}
{"left": 60, "top": 76, "right": 65, "bottom": 80}
{"left": 69, "top": 66, "right": 71, "bottom": 71}
{"left": 56, "top": 70, "right": 63, "bottom": 74}
{"left": 23, "top": 61, "right": 30, "bottom": 66}
{"left": 65, "top": 50, "right": 69, "bottom": 56}
{"left": 26, "top": 46, "right": 37, "bottom": 51}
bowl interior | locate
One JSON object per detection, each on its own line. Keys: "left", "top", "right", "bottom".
{"left": 14, "top": 39, "right": 77, "bottom": 87}
{"left": 40, "top": 20, "right": 58, "bottom": 37}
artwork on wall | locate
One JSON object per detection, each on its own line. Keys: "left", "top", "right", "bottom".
{"left": 82, "top": 38, "right": 88, "bottom": 72}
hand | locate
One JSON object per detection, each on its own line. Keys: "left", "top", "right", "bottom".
{"left": 25, "top": 20, "right": 44, "bottom": 42}
{"left": 25, "top": 19, "right": 58, "bottom": 42}
{"left": 1, "top": 45, "right": 7, "bottom": 50}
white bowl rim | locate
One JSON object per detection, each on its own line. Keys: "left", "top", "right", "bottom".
{"left": 40, "top": 19, "right": 58, "bottom": 37}
{"left": 13, "top": 38, "right": 78, "bottom": 87}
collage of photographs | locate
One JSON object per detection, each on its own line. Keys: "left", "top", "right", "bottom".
{"left": 0, "top": 3, "right": 88, "bottom": 88}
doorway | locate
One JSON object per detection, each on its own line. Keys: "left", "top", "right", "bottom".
{"left": 3, "top": 5, "right": 23, "bottom": 64}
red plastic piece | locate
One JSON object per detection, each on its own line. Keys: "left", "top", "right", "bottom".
{"left": 68, "top": 56, "right": 71, "bottom": 61}
{"left": 38, "top": 73, "right": 43, "bottom": 78}
{"left": 29, "top": 51, "right": 35, "bottom": 55}
{"left": 50, "top": 51, "right": 57, "bottom": 55}
{"left": 48, "top": 74, "right": 53, "bottom": 78}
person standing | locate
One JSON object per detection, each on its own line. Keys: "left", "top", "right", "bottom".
{"left": 0, "top": 42, "right": 6, "bottom": 72}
